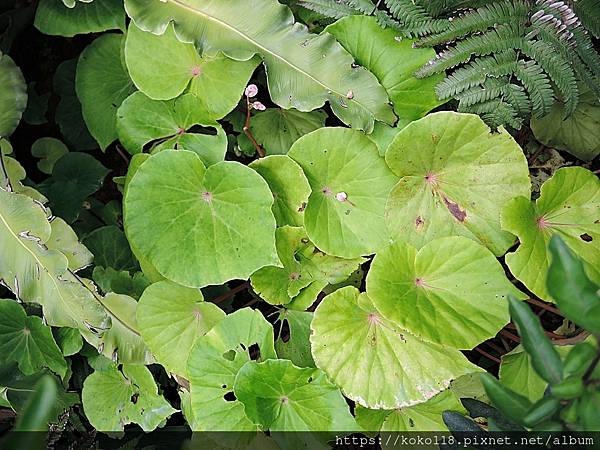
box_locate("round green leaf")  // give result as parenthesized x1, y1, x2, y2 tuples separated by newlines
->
(250, 226, 364, 306)
(35, 0, 125, 38)
(311, 287, 480, 409)
(234, 359, 356, 431)
(0, 299, 67, 378)
(288, 127, 398, 258)
(187, 308, 276, 431)
(31, 138, 68, 175)
(326, 15, 444, 121)
(0, 53, 27, 137)
(116, 91, 226, 161)
(124, 22, 258, 118)
(125, 150, 279, 288)
(502, 167, 600, 301)
(250, 155, 310, 227)
(366, 237, 523, 349)
(137, 280, 225, 377)
(82, 364, 176, 432)
(76, 34, 135, 150)
(385, 112, 531, 256)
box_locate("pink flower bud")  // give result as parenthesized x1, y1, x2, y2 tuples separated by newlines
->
(245, 84, 258, 98)
(251, 101, 266, 111)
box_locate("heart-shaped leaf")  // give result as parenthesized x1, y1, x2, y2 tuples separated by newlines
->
(288, 127, 398, 258)
(137, 280, 225, 377)
(124, 0, 395, 132)
(385, 112, 531, 256)
(311, 287, 480, 409)
(187, 308, 276, 431)
(125, 150, 279, 287)
(31, 138, 68, 175)
(366, 237, 523, 349)
(502, 167, 600, 301)
(125, 22, 258, 119)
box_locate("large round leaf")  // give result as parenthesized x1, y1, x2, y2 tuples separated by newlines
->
(234, 359, 356, 431)
(82, 364, 176, 432)
(311, 287, 479, 409)
(288, 128, 398, 258)
(76, 34, 135, 150)
(137, 280, 225, 377)
(116, 91, 226, 162)
(502, 167, 600, 301)
(366, 237, 523, 349)
(125, 22, 258, 118)
(326, 15, 444, 121)
(385, 112, 530, 256)
(0, 53, 27, 137)
(187, 308, 276, 431)
(250, 155, 310, 227)
(124, 150, 279, 287)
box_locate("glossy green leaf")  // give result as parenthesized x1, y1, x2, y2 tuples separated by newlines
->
(250, 155, 311, 227)
(0, 189, 110, 341)
(385, 112, 531, 256)
(92, 267, 150, 299)
(137, 280, 225, 377)
(275, 309, 315, 368)
(502, 167, 600, 301)
(289, 127, 398, 258)
(82, 225, 137, 272)
(367, 237, 522, 349)
(311, 287, 480, 409)
(531, 86, 600, 162)
(326, 15, 444, 121)
(250, 226, 363, 306)
(547, 235, 600, 333)
(38, 152, 109, 223)
(53, 59, 96, 151)
(76, 34, 135, 150)
(125, 22, 258, 118)
(31, 137, 68, 175)
(124, 0, 395, 132)
(187, 308, 276, 431)
(234, 359, 356, 431)
(54, 327, 83, 356)
(124, 150, 279, 288)
(0, 53, 27, 137)
(481, 373, 532, 427)
(35, 0, 125, 37)
(82, 364, 176, 432)
(0, 299, 67, 378)
(244, 108, 326, 156)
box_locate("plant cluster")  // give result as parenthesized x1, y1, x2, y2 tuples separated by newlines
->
(0, 0, 598, 446)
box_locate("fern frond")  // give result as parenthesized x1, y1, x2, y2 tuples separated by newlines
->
(296, 0, 360, 19)
(415, 1, 530, 47)
(572, 0, 600, 38)
(501, 82, 531, 119)
(435, 50, 518, 98)
(383, 0, 449, 37)
(513, 60, 554, 117)
(461, 98, 523, 129)
(455, 82, 503, 107)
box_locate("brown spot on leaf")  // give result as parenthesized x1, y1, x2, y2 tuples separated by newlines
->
(415, 216, 424, 229)
(297, 202, 307, 212)
(580, 233, 593, 242)
(443, 197, 467, 222)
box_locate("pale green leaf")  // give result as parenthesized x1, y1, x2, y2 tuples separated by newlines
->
(35, 0, 125, 37)
(47, 217, 93, 271)
(311, 287, 480, 409)
(125, 22, 258, 118)
(0, 299, 67, 378)
(502, 167, 600, 301)
(385, 112, 531, 256)
(187, 308, 276, 431)
(82, 364, 176, 432)
(76, 34, 135, 150)
(326, 15, 444, 120)
(1, 154, 47, 203)
(124, 0, 395, 132)
(250, 155, 310, 227)
(124, 150, 279, 288)
(116, 92, 227, 163)
(0, 53, 27, 137)
(137, 280, 225, 377)
(30, 138, 68, 175)
(275, 309, 315, 368)
(367, 237, 523, 349)
(288, 127, 398, 258)
(234, 359, 356, 431)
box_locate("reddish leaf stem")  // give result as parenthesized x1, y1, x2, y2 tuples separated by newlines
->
(244, 97, 265, 158)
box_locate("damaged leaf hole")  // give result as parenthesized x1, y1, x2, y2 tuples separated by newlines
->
(580, 233, 593, 242)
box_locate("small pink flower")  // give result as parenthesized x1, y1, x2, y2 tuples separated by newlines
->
(245, 84, 258, 98)
(251, 101, 266, 111)
(335, 192, 347, 202)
